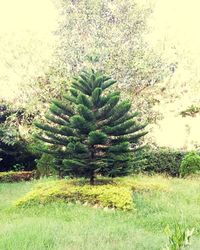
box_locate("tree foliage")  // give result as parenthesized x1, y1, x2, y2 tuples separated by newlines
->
(54, 0, 165, 91)
(35, 69, 147, 184)
(0, 0, 167, 131)
(0, 103, 36, 171)
(180, 151, 200, 177)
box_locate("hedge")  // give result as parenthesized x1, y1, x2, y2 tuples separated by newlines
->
(0, 171, 35, 182)
(135, 148, 186, 177)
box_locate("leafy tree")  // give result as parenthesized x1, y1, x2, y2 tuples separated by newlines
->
(54, 0, 166, 91)
(0, 103, 36, 171)
(35, 70, 147, 184)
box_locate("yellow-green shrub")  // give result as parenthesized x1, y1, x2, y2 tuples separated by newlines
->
(15, 180, 133, 211)
(114, 176, 169, 192)
(66, 176, 169, 192)
(15, 176, 169, 211)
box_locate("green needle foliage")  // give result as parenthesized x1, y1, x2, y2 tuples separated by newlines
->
(35, 69, 147, 184)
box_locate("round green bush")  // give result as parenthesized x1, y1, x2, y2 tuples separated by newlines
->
(180, 151, 200, 177)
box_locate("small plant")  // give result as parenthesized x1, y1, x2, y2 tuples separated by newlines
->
(180, 151, 200, 177)
(36, 154, 57, 177)
(12, 164, 24, 172)
(163, 223, 194, 250)
(180, 105, 200, 117)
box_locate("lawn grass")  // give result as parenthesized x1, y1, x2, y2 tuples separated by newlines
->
(0, 175, 200, 250)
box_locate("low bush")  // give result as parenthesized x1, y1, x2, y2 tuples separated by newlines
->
(36, 154, 57, 177)
(137, 148, 185, 176)
(180, 151, 200, 177)
(15, 176, 169, 210)
(0, 171, 35, 183)
(15, 180, 133, 210)
(115, 176, 169, 192)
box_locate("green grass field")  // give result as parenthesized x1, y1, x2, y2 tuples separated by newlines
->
(0, 176, 200, 250)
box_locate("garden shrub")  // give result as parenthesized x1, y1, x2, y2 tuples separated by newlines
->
(67, 176, 169, 192)
(137, 148, 185, 176)
(180, 151, 200, 177)
(115, 176, 169, 192)
(15, 180, 133, 211)
(36, 154, 57, 177)
(0, 171, 35, 182)
(15, 177, 169, 210)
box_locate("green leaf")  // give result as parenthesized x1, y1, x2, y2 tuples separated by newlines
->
(52, 100, 74, 116)
(77, 94, 93, 109)
(96, 95, 120, 120)
(88, 131, 108, 145)
(102, 79, 117, 90)
(45, 114, 69, 126)
(77, 105, 94, 121)
(92, 87, 102, 105)
(70, 115, 93, 134)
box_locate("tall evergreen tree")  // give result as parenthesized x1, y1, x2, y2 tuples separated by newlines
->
(35, 70, 147, 184)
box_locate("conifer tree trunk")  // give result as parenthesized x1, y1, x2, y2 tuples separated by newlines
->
(90, 175, 95, 185)
(90, 145, 95, 185)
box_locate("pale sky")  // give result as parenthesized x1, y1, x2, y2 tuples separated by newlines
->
(0, 0, 57, 32)
(149, 0, 200, 56)
(0, 0, 58, 100)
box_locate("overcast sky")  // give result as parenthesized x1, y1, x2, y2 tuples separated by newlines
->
(0, 0, 57, 32)
(150, 0, 200, 51)
(0, 0, 58, 99)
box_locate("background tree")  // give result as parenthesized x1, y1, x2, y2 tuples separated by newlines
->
(35, 69, 147, 184)
(54, 0, 165, 92)
(0, 0, 167, 149)
(0, 102, 37, 171)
